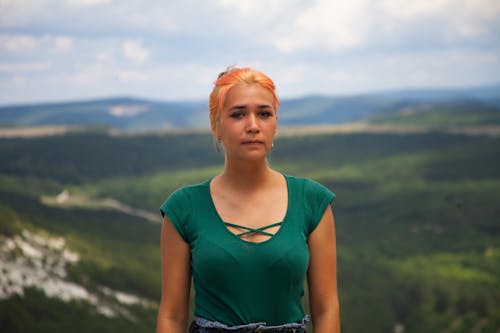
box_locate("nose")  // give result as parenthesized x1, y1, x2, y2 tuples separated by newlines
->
(246, 113, 260, 133)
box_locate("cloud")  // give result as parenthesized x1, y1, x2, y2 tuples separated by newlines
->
(380, 0, 500, 42)
(70, 64, 106, 85)
(0, 62, 50, 73)
(0, 0, 180, 36)
(0, 33, 74, 53)
(381, 0, 449, 19)
(269, 0, 500, 53)
(0, 34, 39, 51)
(0, 0, 498, 105)
(382, 0, 500, 20)
(54, 36, 73, 52)
(0, 0, 56, 28)
(116, 69, 148, 83)
(272, 0, 371, 53)
(65, 0, 112, 7)
(215, 0, 289, 22)
(122, 40, 150, 64)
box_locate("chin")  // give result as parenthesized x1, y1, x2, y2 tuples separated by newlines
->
(235, 151, 268, 162)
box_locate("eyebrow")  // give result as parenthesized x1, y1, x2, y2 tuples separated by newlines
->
(228, 105, 246, 111)
(227, 104, 273, 112)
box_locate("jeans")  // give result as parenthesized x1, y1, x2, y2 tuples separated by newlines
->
(188, 315, 309, 333)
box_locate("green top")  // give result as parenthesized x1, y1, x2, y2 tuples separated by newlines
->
(160, 174, 335, 325)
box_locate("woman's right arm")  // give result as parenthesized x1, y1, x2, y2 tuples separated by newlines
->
(156, 216, 191, 333)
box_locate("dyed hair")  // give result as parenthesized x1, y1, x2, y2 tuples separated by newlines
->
(209, 66, 279, 137)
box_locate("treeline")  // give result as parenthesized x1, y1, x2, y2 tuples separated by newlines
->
(1, 130, 497, 183)
(1, 129, 499, 332)
(0, 132, 220, 183)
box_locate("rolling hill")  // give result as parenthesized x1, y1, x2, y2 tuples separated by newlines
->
(0, 84, 499, 131)
(1, 126, 499, 332)
(1, 85, 499, 332)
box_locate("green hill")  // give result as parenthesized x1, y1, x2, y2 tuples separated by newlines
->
(1, 83, 499, 131)
(368, 100, 500, 127)
(0, 126, 499, 332)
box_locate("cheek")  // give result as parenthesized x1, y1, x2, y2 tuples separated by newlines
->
(267, 121, 277, 135)
(218, 119, 239, 141)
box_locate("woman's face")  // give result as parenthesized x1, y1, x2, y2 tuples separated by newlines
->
(217, 83, 277, 162)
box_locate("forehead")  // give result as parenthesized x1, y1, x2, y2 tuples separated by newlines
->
(223, 83, 275, 109)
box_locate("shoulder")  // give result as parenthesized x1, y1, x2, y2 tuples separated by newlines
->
(169, 178, 211, 199)
(285, 174, 335, 200)
(159, 179, 211, 243)
(284, 174, 335, 234)
(160, 179, 211, 215)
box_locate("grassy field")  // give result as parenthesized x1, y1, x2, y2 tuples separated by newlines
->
(0, 125, 499, 332)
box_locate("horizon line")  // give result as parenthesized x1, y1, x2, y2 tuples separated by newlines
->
(1, 81, 499, 108)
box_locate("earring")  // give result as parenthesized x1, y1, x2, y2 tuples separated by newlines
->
(215, 138, 224, 153)
(214, 139, 221, 153)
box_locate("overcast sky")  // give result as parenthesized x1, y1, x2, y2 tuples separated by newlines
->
(1, 0, 499, 105)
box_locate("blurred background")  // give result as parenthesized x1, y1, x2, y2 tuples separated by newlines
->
(0, 1, 499, 332)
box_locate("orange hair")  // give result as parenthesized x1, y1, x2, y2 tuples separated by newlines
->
(209, 66, 279, 137)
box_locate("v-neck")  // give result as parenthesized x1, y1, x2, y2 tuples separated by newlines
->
(207, 173, 290, 245)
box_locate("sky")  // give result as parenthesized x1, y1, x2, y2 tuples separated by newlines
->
(1, 0, 499, 106)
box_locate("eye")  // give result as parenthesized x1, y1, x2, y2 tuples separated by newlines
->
(259, 111, 273, 118)
(230, 111, 244, 119)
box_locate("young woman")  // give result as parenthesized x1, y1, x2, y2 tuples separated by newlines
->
(157, 67, 340, 333)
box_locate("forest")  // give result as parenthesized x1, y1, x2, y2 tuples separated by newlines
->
(0, 123, 499, 332)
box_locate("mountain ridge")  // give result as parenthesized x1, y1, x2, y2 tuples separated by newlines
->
(1, 83, 499, 131)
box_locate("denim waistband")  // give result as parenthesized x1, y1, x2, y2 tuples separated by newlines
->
(189, 315, 309, 333)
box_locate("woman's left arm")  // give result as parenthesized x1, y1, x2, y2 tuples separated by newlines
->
(308, 206, 340, 333)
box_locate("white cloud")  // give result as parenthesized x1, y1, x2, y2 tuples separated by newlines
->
(0, 33, 74, 53)
(277, 0, 372, 53)
(0, 0, 498, 105)
(215, 0, 289, 20)
(10, 75, 27, 87)
(116, 69, 148, 83)
(446, 0, 500, 40)
(0, 0, 53, 27)
(0, 62, 50, 72)
(71, 64, 106, 85)
(54, 36, 73, 52)
(381, 0, 500, 21)
(122, 39, 150, 64)
(0, 34, 39, 50)
(269, 0, 500, 53)
(0, 1, 180, 36)
(380, 0, 500, 42)
(97, 50, 115, 63)
(65, 0, 112, 7)
(381, 0, 449, 19)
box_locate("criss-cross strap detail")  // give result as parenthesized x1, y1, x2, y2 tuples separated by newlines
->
(223, 221, 283, 238)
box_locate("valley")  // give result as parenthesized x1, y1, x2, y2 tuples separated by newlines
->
(1, 97, 499, 332)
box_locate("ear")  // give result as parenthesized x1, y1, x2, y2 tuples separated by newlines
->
(211, 122, 221, 141)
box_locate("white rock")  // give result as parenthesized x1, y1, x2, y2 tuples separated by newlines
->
(16, 238, 43, 259)
(63, 249, 79, 263)
(0, 229, 153, 319)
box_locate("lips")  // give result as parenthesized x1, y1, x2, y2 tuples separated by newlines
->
(242, 140, 264, 145)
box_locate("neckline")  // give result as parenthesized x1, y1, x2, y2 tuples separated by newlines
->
(207, 173, 290, 245)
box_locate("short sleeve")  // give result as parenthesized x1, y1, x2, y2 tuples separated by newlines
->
(159, 188, 190, 243)
(304, 179, 335, 234)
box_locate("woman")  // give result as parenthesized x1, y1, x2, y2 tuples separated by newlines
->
(157, 67, 340, 333)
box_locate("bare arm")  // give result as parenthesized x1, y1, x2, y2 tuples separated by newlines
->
(307, 206, 340, 333)
(156, 216, 191, 333)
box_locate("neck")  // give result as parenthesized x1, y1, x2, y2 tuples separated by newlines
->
(220, 157, 274, 191)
